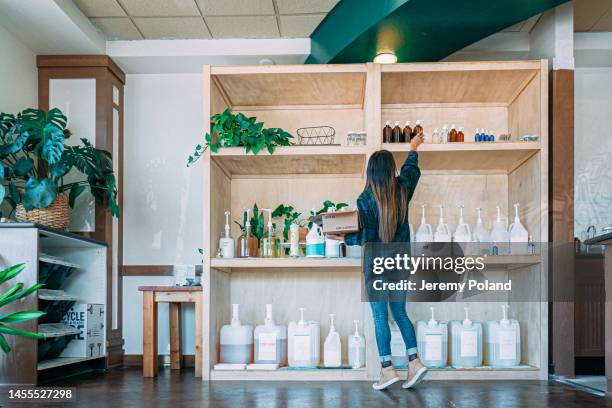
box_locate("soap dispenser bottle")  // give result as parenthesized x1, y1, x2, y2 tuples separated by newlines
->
(434, 205, 451, 242)
(450, 307, 483, 367)
(288, 308, 320, 367)
(392, 121, 402, 143)
(417, 307, 448, 367)
(402, 121, 412, 143)
(484, 305, 521, 367)
(219, 304, 253, 364)
(453, 205, 472, 244)
(383, 121, 392, 143)
(415, 203, 433, 242)
(472, 207, 491, 255)
(490, 205, 510, 255)
(237, 208, 258, 258)
(348, 320, 366, 369)
(412, 120, 423, 140)
(323, 314, 342, 367)
(219, 211, 235, 258)
(508, 203, 529, 254)
(260, 209, 278, 258)
(254, 304, 288, 365)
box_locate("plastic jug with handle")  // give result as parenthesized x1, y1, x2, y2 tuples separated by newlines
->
(415, 204, 433, 242)
(484, 305, 521, 367)
(416, 307, 448, 367)
(348, 320, 366, 369)
(323, 314, 342, 367)
(490, 205, 510, 255)
(508, 203, 529, 254)
(434, 205, 451, 242)
(219, 304, 253, 364)
(254, 304, 288, 366)
(288, 308, 320, 367)
(453, 205, 472, 245)
(449, 307, 483, 367)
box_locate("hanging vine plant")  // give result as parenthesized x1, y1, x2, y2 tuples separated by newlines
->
(187, 108, 293, 166)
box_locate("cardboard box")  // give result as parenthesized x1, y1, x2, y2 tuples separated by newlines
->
(320, 210, 359, 234)
(60, 304, 105, 358)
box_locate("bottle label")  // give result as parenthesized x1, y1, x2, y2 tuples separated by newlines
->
(424, 334, 442, 362)
(306, 243, 325, 257)
(258, 332, 277, 361)
(293, 335, 311, 361)
(390, 333, 406, 357)
(499, 329, 517, 360)
(460, 330, 478, 357)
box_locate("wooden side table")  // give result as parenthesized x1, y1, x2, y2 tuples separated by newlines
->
(138, 286, 203, 377)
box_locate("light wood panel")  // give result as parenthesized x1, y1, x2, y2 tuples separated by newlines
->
(508, 154, 542, 241)
(382, 69, 539, 105)
(508, 76, 541, 140)
(212, 147, 367, 177)
(214, 71, 366, 107)
(387, 143, 540, 173)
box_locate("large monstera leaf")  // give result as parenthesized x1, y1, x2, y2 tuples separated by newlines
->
(23, 177, 57, 210)
(40, 123, 65, 165)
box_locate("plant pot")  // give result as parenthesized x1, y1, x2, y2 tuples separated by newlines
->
(15, 193, 70, 230)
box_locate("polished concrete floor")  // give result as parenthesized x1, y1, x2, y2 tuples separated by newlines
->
(4, 367, 611, 407)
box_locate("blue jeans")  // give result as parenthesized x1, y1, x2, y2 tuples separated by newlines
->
(370, 301, 418, 363)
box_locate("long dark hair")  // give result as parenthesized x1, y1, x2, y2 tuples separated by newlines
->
(365, 150, 407, 243)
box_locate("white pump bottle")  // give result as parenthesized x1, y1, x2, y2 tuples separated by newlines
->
(415, 203, 433, 242)
(219, 210, 235, 258)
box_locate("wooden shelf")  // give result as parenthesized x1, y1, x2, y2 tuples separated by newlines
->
(211, 65, 367, 108)
(211, 257, 361, 273)
(210, 367, 366, 381)
(381, 61, 541, 105)
(383, 142, 540, 173)
(211, 146, 368, 177)
(38, 356, 103, 371)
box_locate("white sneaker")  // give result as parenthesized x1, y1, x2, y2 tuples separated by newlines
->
(372, 365, 400, 390)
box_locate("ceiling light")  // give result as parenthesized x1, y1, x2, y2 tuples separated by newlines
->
(373, 52, 397, 64)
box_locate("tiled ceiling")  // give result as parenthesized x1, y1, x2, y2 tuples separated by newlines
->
(73, 0, 340, 40)
(574, 0, 612, 31)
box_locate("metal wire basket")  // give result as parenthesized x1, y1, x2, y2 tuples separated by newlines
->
(296, 126, 337, 145)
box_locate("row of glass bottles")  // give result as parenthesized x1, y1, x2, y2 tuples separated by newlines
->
(217, 304, 366, 369)
(390, 305, 521, 368)
(413, 203, 534, 254)
(383, 120, 423, 143)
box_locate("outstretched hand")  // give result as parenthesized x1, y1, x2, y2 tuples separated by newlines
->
(410, 133, 424, 151)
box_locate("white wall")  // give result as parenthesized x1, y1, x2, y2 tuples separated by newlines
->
(122, 73, 203, 355)
(0, 23, 37, 113)
(574, 68, 612, 237)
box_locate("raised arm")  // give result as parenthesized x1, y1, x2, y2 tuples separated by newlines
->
(399, 134, 423, 200)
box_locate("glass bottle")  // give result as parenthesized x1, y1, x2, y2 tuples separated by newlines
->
(383, 121, 392, 143)
(448, 124, 457, 143)
(237, 208, 258, 258)
(412, 120, 423, 140)
(402, 121, 412, 143)
(392, 121, 402, 143)
(457, 127, 464, 143)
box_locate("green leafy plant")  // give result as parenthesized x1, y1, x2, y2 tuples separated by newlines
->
(272, 204, 307, 241)
(187, 108, 293, 166)
(0, 263, 45, 353)
(0, 108, 119, 217)
(307, 200, 349, 228)
(234, 203, 265, 243)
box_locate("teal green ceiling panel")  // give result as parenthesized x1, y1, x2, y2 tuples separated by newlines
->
(307, 0, 570, 64)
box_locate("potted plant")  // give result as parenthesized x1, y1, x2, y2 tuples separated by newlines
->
(307, 200, 349, 228)
(187, 108, 293, 166)
(272, 204, 308, 242)
(0, 263, 45, 353)
(234, 203, 265, 245)
(0, 108, 120, 229)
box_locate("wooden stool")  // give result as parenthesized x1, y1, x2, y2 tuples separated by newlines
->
(138, 286, 203, 377)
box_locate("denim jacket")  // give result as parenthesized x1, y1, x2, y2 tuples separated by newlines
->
(345, 151, 420, 246)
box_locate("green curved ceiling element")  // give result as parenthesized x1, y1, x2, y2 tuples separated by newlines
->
(307, 0, 570, 64)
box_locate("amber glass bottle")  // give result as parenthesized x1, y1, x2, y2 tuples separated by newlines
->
(392, 121, 402, 143)
(402, 121, 412, 143)
(383, 121, 392, 143)
(412, 120, 423, 140)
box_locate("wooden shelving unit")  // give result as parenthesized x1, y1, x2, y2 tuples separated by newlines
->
(202, 61, 548, 381)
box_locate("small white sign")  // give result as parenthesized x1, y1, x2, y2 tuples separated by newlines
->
(460, 330, 478, 358)
(258, 332, 277, 361)
(293, 335, 311, 361)
(499, 329, 517, 360)
(424, 334, 442, 362)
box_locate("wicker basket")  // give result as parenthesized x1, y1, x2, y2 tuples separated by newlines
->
(15, 193, 70, 230)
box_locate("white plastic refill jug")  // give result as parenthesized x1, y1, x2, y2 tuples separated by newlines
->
(508, 203, 529, 254)
(254, 304, 288, 366)
(415, 204, 433, 242)
(453, 205, 472, 244)
(219, 304, 253, 364)
(288, 308, 320, 367)
(471, 207, 490, 255)
(449, 307, 483, 367)
(434, 205, 451, 242)
(417, 307, 448, 367)
(323, 314, 342, 367)
(390, 320, 408, 367)
(490, 205, 510, 255)
(348, 320, 366, 369)
(484, 305, 521, 367)
(306, 223, 325, 258)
